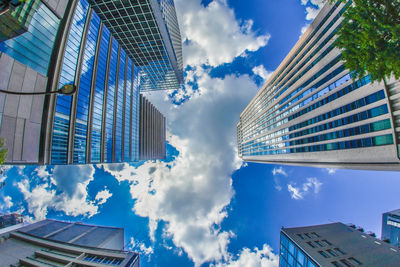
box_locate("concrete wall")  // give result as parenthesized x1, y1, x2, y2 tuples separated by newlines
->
(0, 53, 47, 164)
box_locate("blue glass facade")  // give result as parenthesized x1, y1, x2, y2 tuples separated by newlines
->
(51, 0, 89, 164)
(237, 1, 397, 167)
(0, 0, 60, 75)
(90, 25, 110, 163)
(114, 49, 125, 162)
(124, 59, 133, 162)
(73, 12, 101, 164)
(280, 233, 317, 267)
(103, 37, 118, 163)
(131, 66, 140, 161)
(48, 0, 148, 164)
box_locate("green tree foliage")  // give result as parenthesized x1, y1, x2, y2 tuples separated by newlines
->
(332, 0, 400, 84)
(0, 138, 7, 164)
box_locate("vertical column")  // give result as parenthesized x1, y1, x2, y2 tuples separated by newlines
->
(86, 23, 103, 163)
(112, 46, 121, 163)
(100, 31, 112, 163)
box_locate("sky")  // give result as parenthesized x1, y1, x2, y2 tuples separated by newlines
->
(1, 0, 400, 266)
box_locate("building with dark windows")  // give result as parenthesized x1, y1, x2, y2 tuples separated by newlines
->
(139, 94, 166, 160)
(382, 209, 400, 247)
(237, 1, 400, 170)
(280, 222, 400, 267)
(0, 0, 181, 165)
(0, 213, 23, 228)
(0, 219, 139, 266)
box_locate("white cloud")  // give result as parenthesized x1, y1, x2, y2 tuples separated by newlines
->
(129, 237, 154, 257)
(272, 167, 287, 177)
(305, 7, 320, 20)
(252, 65, 273, 82)
(103, 67, 260, 266)
(325, 168, 337, 175)
(213, 244, 279, 267)
(176, 0, 270, 67)
(95, 188, 112, 205)
(300, 0, 325, 21)
(287, 177, 322, 200)
(18, 165, 99, 220)
(0, 195, 13, 210)
(300, 24, 310, 36)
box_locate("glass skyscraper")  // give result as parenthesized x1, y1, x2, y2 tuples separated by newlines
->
(280, 222, 400, 267)
(382, 209, 400, 247)
(237, 1, 400, 170)
(0, 0, 181, 164)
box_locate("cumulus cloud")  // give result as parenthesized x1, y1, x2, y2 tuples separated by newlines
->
(252, 65, 273, 82)
(102, 67, 261, 265)
(213, 244, 279, 267)
(176, 0, 270, 67)
(129, 237, 154, 257)
(300, 0, 326, 21)
(325, 168, 337, 175)
(18, 165, 99, 219)
(95, 188, 112, 205)
(272, 167, 288, 177)
(287, 177, 322, 200)
(0, 195, 13, 210)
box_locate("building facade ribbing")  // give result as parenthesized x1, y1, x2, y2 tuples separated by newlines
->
(382, 209, 400, 247)
(280, 222, 400, 267)
(0, 219, 139, 266)
(237, 1, 400, 170)
(139, 94, 166, 160)
(0, 0, 181, 164)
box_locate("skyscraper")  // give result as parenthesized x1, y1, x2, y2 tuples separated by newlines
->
(237, 1, 400, 170)
(0, 0, 182, 165)
(0, 219, 139, 266)
(382, 209, 400, 247)
(280, 222, 400, 267)
(139, 94, 166, 160)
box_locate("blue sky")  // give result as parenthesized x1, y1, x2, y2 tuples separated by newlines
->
(1, 0, 400, 266)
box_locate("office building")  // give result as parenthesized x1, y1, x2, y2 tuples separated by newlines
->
(382, 209, 400, 247)
(0, 0, 182, 165)
(280, 222, 400, 267)
(237, 1, 400, 170)
(0, 213, 23, 228)
(139, 94, 166, 160)
(0, 219, 139, 266)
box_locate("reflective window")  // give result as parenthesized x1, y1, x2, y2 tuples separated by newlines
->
(104, 37, 118, 163)
(0, 0, 60, 75)
(114, 49, 125, 162)
(51, 0, 89, 164)
(124, 58, 133, 161)
(90, 25, 110, 163)
(73, 12, 100, 163)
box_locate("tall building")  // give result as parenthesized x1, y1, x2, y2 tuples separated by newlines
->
(0, 0, 182, 165)
(0, 213, 23, 228)
(382, 209, 400, 247)
(0, 219, 139, 266)
(280, 222, 400, 267)
(237, 1, 400, 170)
(139, 94, 166, 160)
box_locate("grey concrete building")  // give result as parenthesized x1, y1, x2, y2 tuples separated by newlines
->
(280, 222, 400, 267)
(0, 219, 139, 266)
(139, 94, 166, 160)
(0, 0, 181, 165)
(382, 209, 400, 247)
(237, 1, 400, 170)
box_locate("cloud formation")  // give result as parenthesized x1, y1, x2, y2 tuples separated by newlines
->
(17, 165, 100, 219)
(252, 65, 273, 82)
(95, 188, 112, 205)
(103, 68, 261, 265)
(287, 177, 322, 200)
(213, 244, 279, 267)
(300, 0, 325, 21)
(176, 0, 270, 67)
